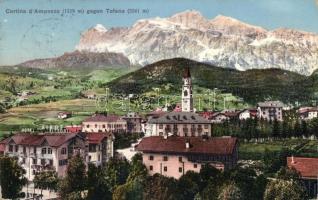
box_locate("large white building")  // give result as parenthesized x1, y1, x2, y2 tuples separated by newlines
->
(145, 68, 212, 137)
(136, 136, 238, 179)
(0, 132, 114, 180)
(82, 114, 127, 133)
(257, 101, 284, 121)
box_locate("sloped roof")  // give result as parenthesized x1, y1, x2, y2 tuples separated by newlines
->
(257, 101, 284, 108)
(86, 132, 112, 144)
(65, 125, 82, 133)
(2, 133, 83, 147)
(83, 114, 124, 122)
(136, 136, 238, 155)
(148, 111, 211, 124)
(287, 157, 318, 179)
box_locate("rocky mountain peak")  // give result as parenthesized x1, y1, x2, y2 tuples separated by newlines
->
(93, 24, 107, 32)
(168, 10, 210, 29)
(72, 10, 318, 75)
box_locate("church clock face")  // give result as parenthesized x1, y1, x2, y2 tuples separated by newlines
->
(184, 90, 188, 96)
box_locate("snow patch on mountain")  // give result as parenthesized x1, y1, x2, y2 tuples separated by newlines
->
(75, 10, 318, 75)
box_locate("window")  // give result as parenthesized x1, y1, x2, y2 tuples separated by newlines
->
(89, 144, 97, 152)
(32, 170, 36, 175)
(102, 124, 106, 128)
(86, 124, 90, 128)
(33, 147, 37, 154)
(184, 90, 188, 96)
(194, 164, 197, 168)
(179, 157, 182, 162)
(149, 165, 153, 171)
(15, 145, 18, 152)
(179, 167, 182, 173)
(149, 155, 154, 161)
(41, 148, 46, 154)
(49, 159, 53, 166)
(41, 159, 45, 166)
(95, 124, 98, 128)
(32, 158, 37, 165)
(9, 145, 13, 152)
(204, 124, 209, 129)
(61, 147, 66, 155)
(23, 146, 26, 153)
(163, 156, 168, 161)
(22, 158, 26, 164)
(98, 155, 101, 161)
(159, 124, 163, 129)
(58, 159, 68, 166)
(164, 166, 167, 172)
(48, 148, 52, 154)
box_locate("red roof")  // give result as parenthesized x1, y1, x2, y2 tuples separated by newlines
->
(136, 136, 238, 155)
(83, 114, 123, 122)
(65, 125, 82, 133)
(86, 132, 112, 144)
(287, 157, 318, 179)
(2, 133, 83, 147)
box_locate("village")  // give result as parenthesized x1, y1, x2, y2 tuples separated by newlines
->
(0, 68, 317, 199)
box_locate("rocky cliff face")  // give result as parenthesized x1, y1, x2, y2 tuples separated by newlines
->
(76, 10, 318, 75)
(19, 51, 131, 69)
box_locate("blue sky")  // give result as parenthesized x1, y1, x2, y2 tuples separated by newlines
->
(0, 0, 318, 65)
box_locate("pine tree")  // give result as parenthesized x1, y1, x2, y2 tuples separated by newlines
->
(58, 154, 87, 199)
(0, 156, 27, 199)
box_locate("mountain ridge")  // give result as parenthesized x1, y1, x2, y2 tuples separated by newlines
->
(106, 58, 314, 104)
(18, 51, 131, 69)
(76, 10, 318, 75)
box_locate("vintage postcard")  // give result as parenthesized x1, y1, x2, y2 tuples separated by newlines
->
(0, 0, 317, 199)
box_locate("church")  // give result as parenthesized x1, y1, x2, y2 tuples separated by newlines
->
(145, 67, 212, 137)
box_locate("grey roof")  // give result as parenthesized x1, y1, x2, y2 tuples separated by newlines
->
(257, 101, 284, 108)
(148, 111, 211, 124)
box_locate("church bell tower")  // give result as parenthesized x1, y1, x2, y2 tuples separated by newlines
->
(181, 67, 193, 112)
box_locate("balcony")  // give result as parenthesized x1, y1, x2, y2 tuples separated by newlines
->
(37, 154, 53, 159)
(20, 152, 27, 157)
(6, 152, 18, 157)
(31, 164, 56, 172)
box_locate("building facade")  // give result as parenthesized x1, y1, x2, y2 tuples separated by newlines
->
(298, 107, 318, 121)
(122, 112, 143, 133)
(82, 114, 127, 133)
(136, 136, 238, 179)
(86, 132, 114, 166)
(257, 101, 283, 121)
(0, 133, 86, 180)
(146, 112, 212, 137)
(0, 132, 114, 181)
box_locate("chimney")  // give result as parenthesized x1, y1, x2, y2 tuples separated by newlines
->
(185, 139, 190, 149)
(291, 155, 295, 164)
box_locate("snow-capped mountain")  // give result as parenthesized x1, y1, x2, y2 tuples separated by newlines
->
(76, 10, 318, 75)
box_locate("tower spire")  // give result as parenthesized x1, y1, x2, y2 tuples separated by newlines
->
(182, 67, 193, 112)
(183, 67, 191, 78)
